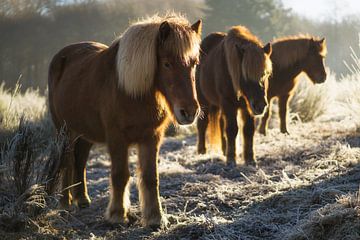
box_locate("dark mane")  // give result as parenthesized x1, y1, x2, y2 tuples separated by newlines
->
(224, 25, 272, 91)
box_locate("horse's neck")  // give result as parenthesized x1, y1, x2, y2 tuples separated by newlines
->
(273, 48, 307, 79)
(278, 61, 303, 79)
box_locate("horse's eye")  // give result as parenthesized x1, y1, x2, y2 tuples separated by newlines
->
(164, 62, 171, 68)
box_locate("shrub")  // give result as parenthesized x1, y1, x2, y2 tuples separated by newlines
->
(289, 72, 335, 123)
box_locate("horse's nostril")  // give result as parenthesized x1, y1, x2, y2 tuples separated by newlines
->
(180, 109, 188, 118)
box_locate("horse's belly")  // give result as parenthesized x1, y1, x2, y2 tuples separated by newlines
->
(199, 77, 221, 106)
(268, 74, 298, 98)
(52, 90, 106, 143)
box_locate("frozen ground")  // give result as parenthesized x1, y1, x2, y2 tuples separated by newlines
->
(1, 116, 360, 240)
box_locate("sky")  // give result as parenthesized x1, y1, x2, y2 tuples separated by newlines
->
(281, 0, 360, 21)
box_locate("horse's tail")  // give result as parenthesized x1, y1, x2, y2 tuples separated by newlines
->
(48, 53, 67, 130)
(48, 54, 66, 88)
(207, 107, 222, 151)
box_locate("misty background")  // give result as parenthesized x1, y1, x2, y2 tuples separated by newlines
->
(1, 0, 359, 91)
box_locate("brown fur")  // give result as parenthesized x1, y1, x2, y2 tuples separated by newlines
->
(258, 36, 327, 135)
(196, 26, 272, 166)
(48, 14, 202, 229)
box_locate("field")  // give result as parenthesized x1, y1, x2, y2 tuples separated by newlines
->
(0, 73, 360, 240)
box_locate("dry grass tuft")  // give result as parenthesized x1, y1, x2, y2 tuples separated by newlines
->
(289, 72, 335, 123)
(286, 191, 360, 240)
(0, 83, 50, 145)
(334, 76, 360, 129)
(0, 119, 68, 233)
(0, 87, 69, 235)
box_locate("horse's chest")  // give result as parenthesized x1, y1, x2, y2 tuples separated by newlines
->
(121, 109, 167, 143)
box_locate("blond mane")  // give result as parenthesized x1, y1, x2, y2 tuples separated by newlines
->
(223, 26, 272, 95)
(116, 13, 201, 97)
(271, 35, 327, 69)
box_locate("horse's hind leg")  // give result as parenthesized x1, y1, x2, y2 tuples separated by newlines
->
(239, 107, 256, 166)
(278, 94, 291, 134)
(60, 143, 74, 208)
(219, 113, 226, 155)
(60, 164, 73, 208)
(197, 107, 209, 154)
(72, 138, 93, 208)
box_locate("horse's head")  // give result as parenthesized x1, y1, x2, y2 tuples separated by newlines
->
(237, 43, 272, 115)
(304, 38, 327, 84)
(155, 20, 202, 125)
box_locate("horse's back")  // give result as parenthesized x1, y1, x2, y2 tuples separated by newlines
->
(197, 32, 230, 106)
(200, 32, 226, 58)
(48, 41, 112, 141)
(48, 42, 108, 85)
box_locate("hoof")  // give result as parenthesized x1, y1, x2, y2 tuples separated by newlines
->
(145, 215, 169, 231)
(226, 157, 236, 167)
(259, 130, 267, 136)
(245, 160, 258, 168)
(281, 130, 290, 135)
(59, 195, 73, 210)
(105, 208, 129, 225)
(74, 197, 91, 209)
(197, 147, 206, 154)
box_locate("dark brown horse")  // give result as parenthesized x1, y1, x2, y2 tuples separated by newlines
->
(258, 36, 327, 135)
(48, 14, 202, 229)
(196, 26, 272, 166)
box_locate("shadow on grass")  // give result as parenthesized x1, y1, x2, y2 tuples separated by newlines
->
(54, 132, 360, 239)
(153, 163, 360, 240)
(2, 127, 359, 239)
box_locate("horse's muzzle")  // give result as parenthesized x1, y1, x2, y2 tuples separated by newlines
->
(317, 75, 327, 84)
(174, 105, 199, 125)
(249, 101, 267, 116)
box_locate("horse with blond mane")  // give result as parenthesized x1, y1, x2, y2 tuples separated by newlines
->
(48, 14, 202, 229)
(258, 36, 327, 135)
(196, 26, 272, 166)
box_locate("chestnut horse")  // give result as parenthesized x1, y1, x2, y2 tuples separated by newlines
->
(258, 36, 327, 135)
(196, 26, 272, 166)
(48, 14, 202, 229)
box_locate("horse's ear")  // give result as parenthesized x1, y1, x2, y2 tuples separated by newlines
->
(235, 43, 245, 55)
(159, 21, 171, 44)
(263, 43, 272, 55)
(319, 37, 326, 46)
(191, 19, 202, 36)
(317, 37, 327, 55)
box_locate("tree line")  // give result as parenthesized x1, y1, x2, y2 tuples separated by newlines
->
(1, 0, 359, 91)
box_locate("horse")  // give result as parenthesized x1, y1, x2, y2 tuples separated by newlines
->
(48, 14, 202, 229)
(196, 26, 272, 166)
(258, 36, 327, 135)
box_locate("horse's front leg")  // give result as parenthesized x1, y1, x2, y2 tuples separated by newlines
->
(197, 107, 209, 154)
(105, 136, 130, 224)
(138, 133, 166, 229)
(239, 106, 256, 166)
(219, 113, 227, 155)
(222, 104, 238, 166)
(279, 94, 291, 134)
